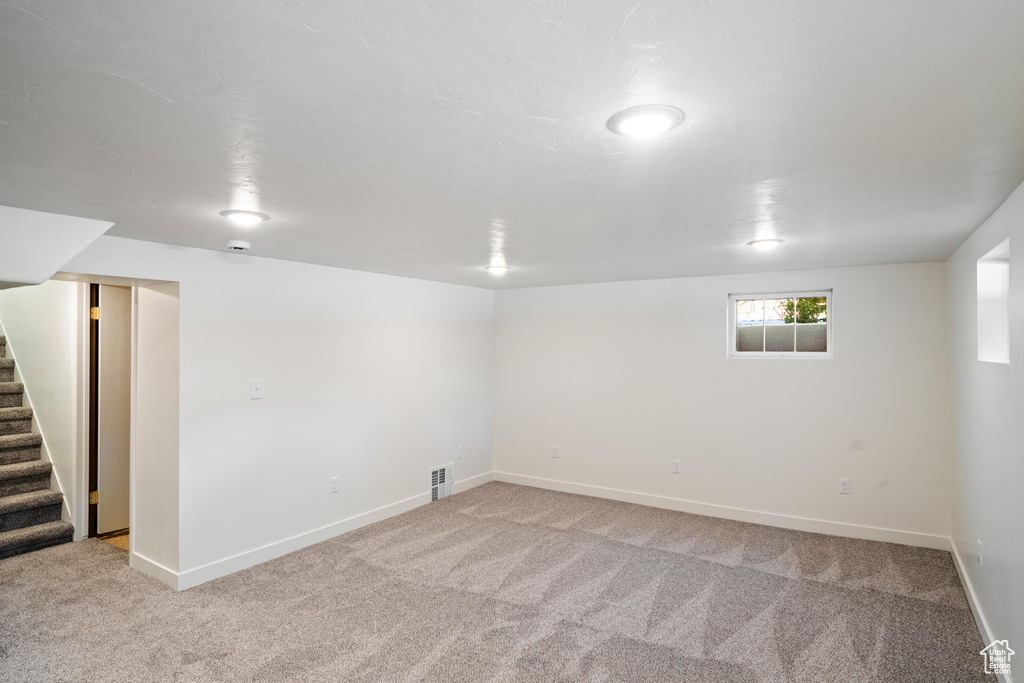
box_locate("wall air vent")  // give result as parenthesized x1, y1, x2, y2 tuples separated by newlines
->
(430, 463, 453, 501)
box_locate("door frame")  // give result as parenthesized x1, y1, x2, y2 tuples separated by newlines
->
(86, 283, 134, 539)
(87, 283, 99, 537)
(76, 282, 139, 547)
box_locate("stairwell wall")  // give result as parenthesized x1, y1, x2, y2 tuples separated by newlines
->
(63, 236, 495, 588)
(0, 279, 82, 532)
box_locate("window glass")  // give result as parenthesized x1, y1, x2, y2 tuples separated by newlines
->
(735, 299, 764, 352)
(764, 298, 794, 352)
(795, 297, 828, 352)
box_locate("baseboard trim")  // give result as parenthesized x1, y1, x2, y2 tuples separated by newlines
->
(453, 470, 493, 493)
(493, 472, 950, 551)
(130, 551, 179, 590)
(173, 471, 494, 591)
(949, 539, 1012, 682)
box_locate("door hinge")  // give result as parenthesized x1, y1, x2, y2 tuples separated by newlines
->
(89, 491, 99, 505)
(90, 307, 101, 320)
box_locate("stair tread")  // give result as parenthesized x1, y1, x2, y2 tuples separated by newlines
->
(0, 433, 42, 449)
(0, 489, 63, 514)
(0, 358, 13, 367)
(0, 382, 24, 394)
(0, 407, 32, 420)
(0, 460, 51, 481)
(0, 520, 74, 550)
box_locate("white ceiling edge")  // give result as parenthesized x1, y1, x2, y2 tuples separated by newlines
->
(50, 271, 174, 289)
(81, 232, 954, 296)
(0, 205, 113, 289)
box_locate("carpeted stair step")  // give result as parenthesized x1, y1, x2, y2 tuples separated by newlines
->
(0, 520, 73, 560)
(0, 382, 24, 409)
(0, 489, 63, 533)
(0, 432, 42, 466)
(0, 407, 33, 436)
(0, 335, 6, 359)
(0, 358, 14, 382)
(0, 460, 52, 497)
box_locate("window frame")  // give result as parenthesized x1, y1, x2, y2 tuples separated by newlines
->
(727, 289, 833, 359)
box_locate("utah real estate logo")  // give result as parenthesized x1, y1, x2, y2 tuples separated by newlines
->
(980, 640, 1014, 676)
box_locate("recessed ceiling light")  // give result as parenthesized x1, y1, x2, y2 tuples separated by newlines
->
(607, 105, 685, 138)
(748, 239, 784, 251)
(484, 265, 510, 275)
(219, 210, 269, 227)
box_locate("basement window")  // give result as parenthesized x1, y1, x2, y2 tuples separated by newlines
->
(977, 239, 1010, 364)
(728, 290, 832, 358)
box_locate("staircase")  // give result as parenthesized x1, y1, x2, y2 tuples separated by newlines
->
(0, 335, 74, 559)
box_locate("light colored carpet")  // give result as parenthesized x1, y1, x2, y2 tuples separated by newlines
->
(0, 482, 991, 682)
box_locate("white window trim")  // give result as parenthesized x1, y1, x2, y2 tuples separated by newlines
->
(727, 289, 833, 359)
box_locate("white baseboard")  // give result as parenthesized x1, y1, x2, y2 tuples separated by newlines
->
(493, 471, 950, 551)
(949, 539, 1012, 683)
(171, 471, 494, 591)
(454, 470, 493, 493)
(130, 551, 179, 590)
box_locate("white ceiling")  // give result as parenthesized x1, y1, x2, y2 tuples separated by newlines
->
(1, 0, 1023, 289)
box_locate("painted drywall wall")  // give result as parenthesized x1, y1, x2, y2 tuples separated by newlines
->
(0, 279, 81, 527)
(0, 204, 112, 288)
(949, 181, 1023, 656)
(493, 262, 952, 545)
(133, 283, 181, 578)
(64, 236, 494, 587)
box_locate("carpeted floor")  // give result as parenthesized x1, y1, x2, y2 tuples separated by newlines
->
(0, 482, 991, 682)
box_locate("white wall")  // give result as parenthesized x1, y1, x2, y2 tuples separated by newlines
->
(0, 280, 82, 529)
(494, 262, 952, 546)
(949, 182, 1023, 656)
(64, 237, 494, 588)
(0, 204, 111, 288)
(132, 283, 181, 579)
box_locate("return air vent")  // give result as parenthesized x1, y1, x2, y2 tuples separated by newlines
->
(430, 463, 453, 501)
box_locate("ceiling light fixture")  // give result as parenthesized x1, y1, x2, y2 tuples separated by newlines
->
(484, 265, 510, 275)
(607, 105, 685, 138)
(219, 210, 269, 227)
(748, 238, 784, 251)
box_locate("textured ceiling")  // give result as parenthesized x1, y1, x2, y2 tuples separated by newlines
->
(1, 0, 1023, 288)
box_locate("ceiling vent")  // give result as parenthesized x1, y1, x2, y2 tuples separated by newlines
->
(227, 240, 251, 252)
(431, 463, 453, 501)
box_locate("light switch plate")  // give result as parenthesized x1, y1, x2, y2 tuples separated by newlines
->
(249, 379, 263, 400)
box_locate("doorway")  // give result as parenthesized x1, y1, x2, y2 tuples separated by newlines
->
(88, 283, 132, 549)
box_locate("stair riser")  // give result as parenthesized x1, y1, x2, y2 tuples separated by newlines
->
(0, 342, 5, 359)
(0, 393, 23, 408)
(0, 368, 12, 382)
(0, 502, 62, 533)
(0, 419, 32, 436)
(0, 532, 73, 560)
(0, 446, 41, 466)
(0, 473, 50, 497)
